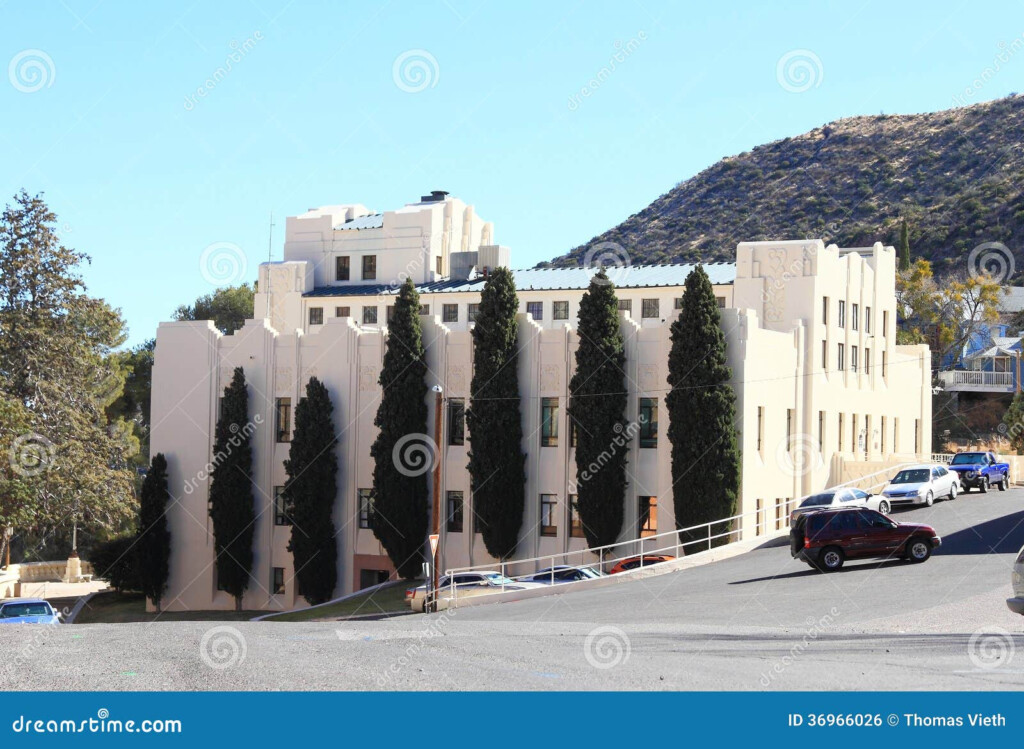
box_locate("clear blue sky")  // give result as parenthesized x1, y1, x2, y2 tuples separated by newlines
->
(3, 0, 1022, 346)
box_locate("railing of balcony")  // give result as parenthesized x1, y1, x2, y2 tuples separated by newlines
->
(938, 370, 1013, 387)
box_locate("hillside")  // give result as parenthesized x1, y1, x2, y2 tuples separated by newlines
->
(548, 96, 1024, 276)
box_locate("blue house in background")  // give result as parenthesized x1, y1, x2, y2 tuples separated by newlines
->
(938, 321, 1023, 394)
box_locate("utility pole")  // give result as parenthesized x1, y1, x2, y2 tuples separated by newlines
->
(430, 384, 443, 612)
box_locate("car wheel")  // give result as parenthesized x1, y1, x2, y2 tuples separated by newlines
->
(879, 500, 891, 514)
(949, 483, 958, 501)
(819, 546, 844, 571)
(906, 537, 932, 563)
(999, 474, 1008, 491)
(924, 491, 934, 507)
(980, 477, 989, 494)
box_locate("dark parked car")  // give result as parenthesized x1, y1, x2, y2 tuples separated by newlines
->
(790, 507, 941, 571)
(516, 565, 605, 585)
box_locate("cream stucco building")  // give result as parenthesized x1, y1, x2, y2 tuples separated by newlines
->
(150, 192, 932, 612)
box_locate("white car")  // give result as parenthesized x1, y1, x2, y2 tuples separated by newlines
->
(790, 487, 886, 522)
(1008, 544, 1024, 615)
(406, 571, 543, 612)
(879, 464, 959, 510)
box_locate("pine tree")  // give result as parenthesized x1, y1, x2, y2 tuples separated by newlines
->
(137, 453, 171, 611)
(371, 279, 429, 579)
(667, 266, 740, 547)
(899, 218, 911, 271)
(568, 271, 628, 549)
(1003, 391, 1024, 455)
(285, 377, 338, 604)
(208, 367, 256, 610)
(467, 268, 526, 558)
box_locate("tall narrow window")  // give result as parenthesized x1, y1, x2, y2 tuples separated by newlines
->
(821, 340, 828, 371)
(852, 303, 859, 331)
(362, 255, 376, 280)
(358, 489, 373, 529)
(881, 415, 887, 454)
(540, 495, 558, 537)
(335, 256, 350, 281)
(838, 300, 846, 327)
(639, 397, 658, 448)
(914, 419, 920, 454)
(641, 299, 660, 319)
(446, 491, 464, 533)
(275, 398, 291, 443)
(569, 416, 579, 448)
(639, 496, 657, 536)
(448, 398, 465, 446)
(526, 301, 543, 320)
(553, 301, 569, 320)
(756, 407, 764, 452)
(822, 297, 829, 325)
(882, 351, 888, 378)
(443, 304, 458, 323)
(864, 348, 871, 375)
(851, 345, 858, 373)
(894, 417, 900, 452)
(273, 486, 291, 526)
(837, 343, 845, 371)
(569, 495, 584, 538)
(786, 409, 794, 449)
(541, 398, 558, 447)
(309, 307, 323, 325)
(817, 411, 825, 452)
(436, 256, 443, 276)
(674, 297, 684, 310)
(883, 310, 889, 338)
(838, 413, 845, 451)
(852, 414, 858, 453)
(386, 305, 396, 323)
(271, 567, 285, 595)
(865, 307, 871, 334)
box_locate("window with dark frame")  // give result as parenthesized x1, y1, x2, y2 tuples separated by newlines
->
(838, 300, 846, 327)
(553, 301, 569, 320)
(446, 491, 464, 533)
(335, 256, 350, 281)
(272, 567, 285, 595)
(851, 345, 858, 373)
(716, 296, 726, 308)
(309, 307, 323, 325)
(467, 303, 480, 322)
(821, 339, 828, 370)
(386, 305, 395, 323)
(675, 297, 684, 310)
(569, 416, 578, 448)
(569, 495, 584, 538)
(442, 304, 458, 323)
(822, 297, 829, 325)
(864, 347, 871, 374)
(852, 303, 859, 331)
(639, 397, 658, 448)
(362, 306, 378, 324)
(526, 301, 543, 320)
(336, 306, 350, 318)
(641, 299, 660, 319)
(362, 255, 376, 280)
(540, 494, 557, 537)
(617, 299, 632, 314)
(436, 256, 443, 276)
(837, 342, 845, 371)
(865, 306, 871, 334)
(639, 496, 657, 536)
(273, 486, 291, 526)
(448, 398, 465, 446)
(275, 398, 291, 443)
(420, 304, 430, 316)
(358, 488, 374, 529)
(541, 397, 558, 447)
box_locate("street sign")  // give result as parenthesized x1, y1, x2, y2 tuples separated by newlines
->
(428, 534, 439, 557)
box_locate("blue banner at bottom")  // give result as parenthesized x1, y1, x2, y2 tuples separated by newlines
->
(1, 692, 1019, 746)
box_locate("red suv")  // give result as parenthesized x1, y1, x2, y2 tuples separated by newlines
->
(790, 507, 941, 571)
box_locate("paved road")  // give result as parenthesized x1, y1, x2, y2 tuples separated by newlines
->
(3, 490, 1024, 690)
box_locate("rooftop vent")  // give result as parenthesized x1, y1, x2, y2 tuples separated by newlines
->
(420, 190, 449, 203)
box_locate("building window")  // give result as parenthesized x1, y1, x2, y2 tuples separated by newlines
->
(553, 301, 569, 320)
(362, 306, 378, 324)
(336, 306, 350, 318)
(617, 299, 632, 314)
(786, 408, 794, 449)
(273, 486, 291, 526)
(569, 495, 584, 538)
(716, 296, 726, 308)
(639, 397, 658, 448)
(436, 256, 443, 276)
(882, 351, 888, 378)
(271, 567, 285, 595)
(864, 348, 871, 375)
(821, 339, 828, 371)
(309, 307, 323, 326)
(674, 297, 684, 310)
(467, 303, 479, 322)
(881, 415, 887, 454)
(448, 398, 465, 446)
(822, 297, 829, 325)
(446, 491, 463, 533)
(541, 397, 558, 447)
(894, 417, 900, 452)
(442, 304, 458, 323)
(756, 406, 764, 453)
(865, 306, 871, 334)
(914, 419, 920, 454)
(362, 255, 376, 280)
(837, 343, 845, 371)
(851, 345, 858, 373)
(852, 414, 858, 453)
(817, 411, 825, 452)
(838, 300, 846, 327)
(275, 398, 291, 442)
(386, 305, 396, 323)
(883, 310, 889, 338)
(641, 299, 660, 319)
(639, 496, 657, 536)
(358, 489, 373, 529)
(526, 301, 543, 320)
(852, 303, 859, 331)
(540, 494, 558, 537)
(335, 256, 350, 281)
(420, 304, 430, 316)
(838, 413, 845, 451)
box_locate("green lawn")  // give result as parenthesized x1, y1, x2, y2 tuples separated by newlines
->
(264, 580, 416, 622)
(72, 592, 263, 624)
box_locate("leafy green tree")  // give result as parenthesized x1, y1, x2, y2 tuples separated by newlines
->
(208, 367, 255, 610)
(667, 266, 740, 547)
(467, 268, 526, 558)
(285, 377, 338, 604)
(568, 271, 628, 549)
(174, 284, 255, 335)
(1003, 392, 1024, 454)
(371, 279, 429, 579)
(137, 453, 171, 611)
(899, 218, 911, 271)
(0, 190, 136, 558)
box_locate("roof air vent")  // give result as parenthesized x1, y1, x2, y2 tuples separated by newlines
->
(420, 190, 449, 203)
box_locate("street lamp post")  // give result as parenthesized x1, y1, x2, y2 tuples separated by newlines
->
(430, 384, 444, 612)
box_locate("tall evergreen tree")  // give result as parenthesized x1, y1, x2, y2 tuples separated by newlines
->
(137, 453, 171, 611)
(1003, 391, 1024, 455)
(667, 266, 740, 547)
(284, 377, 338, 604)
(208, 367, 256, 610)
(467, 268, 526, 558)
(899, 218, 911, 271)
(568, 270, 628, 549)
(371, 278, 429, 579)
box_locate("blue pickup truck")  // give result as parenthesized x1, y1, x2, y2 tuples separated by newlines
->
(947, 451, 1011, 493)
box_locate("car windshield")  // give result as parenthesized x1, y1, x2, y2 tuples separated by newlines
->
(951, 453, 985, 465)
(482, 573, 516, 585)
(0, 602, 52, 618)
(891, 469, 929, 484)
(801, 493, 835, 507)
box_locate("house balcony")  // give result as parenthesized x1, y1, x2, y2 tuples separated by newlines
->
(937, 369, 1015, 393)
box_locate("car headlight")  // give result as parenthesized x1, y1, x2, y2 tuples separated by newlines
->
(906, 490, 918, 496)
(966, 470, 976, 478)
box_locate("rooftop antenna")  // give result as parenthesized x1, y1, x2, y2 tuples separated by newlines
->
(264, 211, 275, 319)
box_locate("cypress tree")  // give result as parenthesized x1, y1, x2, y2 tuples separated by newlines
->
(285, 377, 338, 604)
(371, 278, 429, 579)
(467, 267, 526, 558)
(208, 367, 256, 610)
(137, 452, 171, 611)
(667, 266, 740, 547)
(899, 218, 911, 271)
(568, 270, 628, 549)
